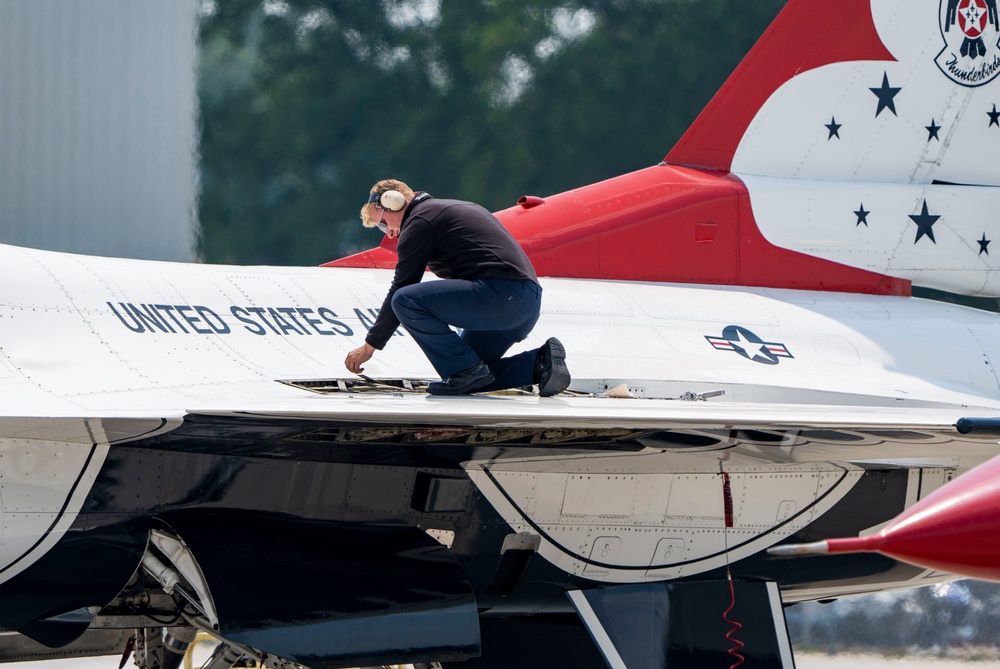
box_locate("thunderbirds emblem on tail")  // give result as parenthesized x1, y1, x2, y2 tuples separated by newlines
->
(937, 0, 1000, 86)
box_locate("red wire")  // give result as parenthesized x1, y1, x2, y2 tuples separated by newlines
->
(722, 471, 734, 528)
(719, 469, 744, 668)
(723, 578, 746, 669)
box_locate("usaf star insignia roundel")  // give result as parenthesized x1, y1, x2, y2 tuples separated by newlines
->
(936, 0, 1000, 86)
(705, 325, 794, 365)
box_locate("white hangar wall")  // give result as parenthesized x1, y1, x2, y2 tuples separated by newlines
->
(0, 1, 199, 261)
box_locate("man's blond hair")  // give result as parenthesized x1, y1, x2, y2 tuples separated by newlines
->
(359, 179, 415, 227)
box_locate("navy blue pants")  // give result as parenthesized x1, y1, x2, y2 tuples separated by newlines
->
(391, 278, 542, 391)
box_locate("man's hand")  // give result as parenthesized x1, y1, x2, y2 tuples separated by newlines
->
(345, 343, 376, 374)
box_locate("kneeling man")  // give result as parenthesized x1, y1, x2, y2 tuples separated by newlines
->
(344, 179, 570, 396)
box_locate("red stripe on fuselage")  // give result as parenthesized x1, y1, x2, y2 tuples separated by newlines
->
(493, 165, 908, 294)
(328, 165, 909, 296)
(327, 165, 910, 295)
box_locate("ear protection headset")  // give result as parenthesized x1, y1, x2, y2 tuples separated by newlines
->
(367, 189, 407, 212)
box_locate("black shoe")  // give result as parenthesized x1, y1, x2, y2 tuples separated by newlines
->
(535, 338, 570, 397)
(427, 362, 495, 395)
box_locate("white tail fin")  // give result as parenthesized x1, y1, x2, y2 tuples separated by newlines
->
(669, 0, 1000, 187)
(665, 0, 1000, 297)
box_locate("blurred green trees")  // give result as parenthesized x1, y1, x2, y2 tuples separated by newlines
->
(197, 0, 786, 266)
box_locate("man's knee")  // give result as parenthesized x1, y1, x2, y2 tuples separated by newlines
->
(391, 289, 412, 315)
(391, 286, 424, 322)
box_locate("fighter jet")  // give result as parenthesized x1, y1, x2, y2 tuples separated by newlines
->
(3, 1, 1000, 668)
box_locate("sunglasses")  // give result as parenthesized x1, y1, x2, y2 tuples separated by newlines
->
(373, 205, 390, 234)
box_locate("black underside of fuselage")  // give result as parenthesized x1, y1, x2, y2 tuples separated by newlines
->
(0, 413, 928, 655)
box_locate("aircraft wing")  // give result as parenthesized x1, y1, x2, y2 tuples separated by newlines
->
(8, 0, 1000, 666)
(196, 388, 975, 431)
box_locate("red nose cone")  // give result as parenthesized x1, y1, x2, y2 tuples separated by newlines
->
(826, 455, 1000, 580)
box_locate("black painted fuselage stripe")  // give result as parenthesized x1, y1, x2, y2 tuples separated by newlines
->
(106, 418, 170, 445)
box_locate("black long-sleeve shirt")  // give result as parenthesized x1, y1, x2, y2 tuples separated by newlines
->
(365, 195, 539, 350)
